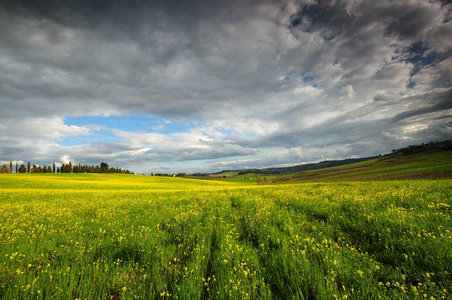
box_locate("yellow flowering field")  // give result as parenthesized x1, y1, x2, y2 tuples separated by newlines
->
(0, 174, 451, 299)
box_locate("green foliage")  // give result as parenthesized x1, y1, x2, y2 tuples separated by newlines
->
(18, 164, 26, 173)
(0, 175, 451, 299)
(0, 164, 11, 173)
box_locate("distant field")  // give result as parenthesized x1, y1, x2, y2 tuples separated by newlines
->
(0, 174, 451, 299)
(267, 150, 452, 183)
(204, 151, 452, 184)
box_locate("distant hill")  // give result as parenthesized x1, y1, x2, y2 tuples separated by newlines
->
(237, 157, 376, 175)
(270, 150, 452, 183)
(194, 140, 452, 182)
(197, 157, 376, 177)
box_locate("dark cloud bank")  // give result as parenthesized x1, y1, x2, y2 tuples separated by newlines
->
(0, 0, 451, 173)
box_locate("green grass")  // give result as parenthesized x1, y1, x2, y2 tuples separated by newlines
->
(1, 174, 451, 299)
(270, 150, 452, 183)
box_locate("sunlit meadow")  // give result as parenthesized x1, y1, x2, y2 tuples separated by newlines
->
(0, 174, 451, 299)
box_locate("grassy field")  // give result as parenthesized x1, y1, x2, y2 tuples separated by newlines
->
(267, 151, 452, 184)
(0, 174, 451, 299)
(202, 151, 452, 184)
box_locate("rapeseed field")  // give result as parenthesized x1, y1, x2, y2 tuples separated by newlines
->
(0, 174, 451, 299)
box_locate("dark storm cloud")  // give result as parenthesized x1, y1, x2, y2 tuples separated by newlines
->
(0, 143, 23, 156)
(1, 0, 281, 119)
(0, 0, 451, 172)
(390, 89, 452, 123)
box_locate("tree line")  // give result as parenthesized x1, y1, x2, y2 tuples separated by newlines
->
(0, 161, 133, 174)
(390, 140, 452, 156)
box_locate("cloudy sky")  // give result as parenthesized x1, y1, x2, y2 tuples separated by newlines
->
(0, 0, 451, 174)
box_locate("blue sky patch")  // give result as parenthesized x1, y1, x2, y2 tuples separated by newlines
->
(59, 115, 201, 147)
(65, 115, 195, 134)
(57, 129, 118, 147)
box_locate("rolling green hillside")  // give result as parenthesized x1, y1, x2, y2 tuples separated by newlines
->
(198, 140, 452, 183)
(270, 150, 452, 183)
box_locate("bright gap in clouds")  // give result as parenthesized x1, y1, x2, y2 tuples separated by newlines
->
(64, 115, 187, 134)
(58, 115, 200, 147)
(57, 129, 117, 147)
(63, 115, 259, 142)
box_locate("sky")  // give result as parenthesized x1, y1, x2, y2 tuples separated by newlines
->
(0, 0, 451, 174)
